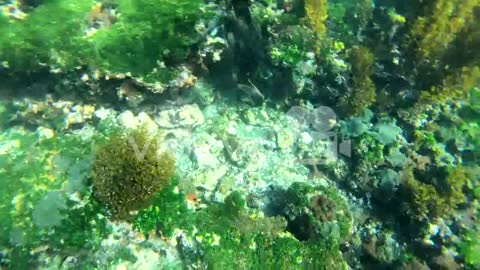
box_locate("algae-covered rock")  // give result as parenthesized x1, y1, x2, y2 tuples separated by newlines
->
(32, 191, 67, 228)
(155, 104, 204, 129)
(372, 118, 402, 145)
(282, 182, 353, 245)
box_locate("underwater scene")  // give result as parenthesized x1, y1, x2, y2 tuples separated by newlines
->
(0, 0, 479, 269)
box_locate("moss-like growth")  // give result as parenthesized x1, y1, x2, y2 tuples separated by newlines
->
(400, 0, 480, 107)
(283, 182, 353, 245)
(46, 194, 110, 269)
(135, 187, 349, 268)
(87, 0, 210, 82)
(340, 46, 376, 115)
(443, 166, 475, 208)
(304, 0, 328, 37)
(356, 134, 385, 164)
(459, 230, 480, 266)
(91, 126, 175, 219)
(327, 0, 373, 44)
(267, 25, 319, 83)
(401, 179, 447, 222)
(0, 0, 211, 89)
(408, 0, 479, 62)
(223, 190, 246, 218)
(132, 176, 192, 236)
(420, 66, 480, 104)
(0, 0, 94, 71)
(0, 127, 110, 269)
(185, 188, 349, 269)
(399, 168, 449, 223)
(349, 133, 385, 193)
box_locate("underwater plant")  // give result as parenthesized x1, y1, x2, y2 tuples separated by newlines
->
(0, 0, 212, 91)
(133, 176, 192, 236)
(443, 166, 473, 209)
(0, 0, 94, 71)
(401, 178, 448, 223)
(420, 66, 480, 104)
(397, 165, 473, 224)
(395, 0, 480, 107)
(91, 126, 175, 219)
(340, 46, 376, 115)
(87, 0, 211, 84)
(407, 0, 479, 62)
(1, 0, 480, 269)
(459, 229, 480, 266)
(282, 182, 353, 246)
(0, 126, 111, 268)
(327, 0, 374, 44)
(183, 184, 351, 269)
(304, 0, 328, 37)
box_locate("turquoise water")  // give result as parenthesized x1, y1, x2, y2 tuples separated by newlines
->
(0, 0, 479, 269)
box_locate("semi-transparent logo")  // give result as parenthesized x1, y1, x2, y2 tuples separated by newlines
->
(287, 106, 351, 165)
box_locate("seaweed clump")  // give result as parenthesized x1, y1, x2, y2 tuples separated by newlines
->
(398, 165, 474, 224)
(341, 46, 376, 115)
(185, 187, 350, 269)
(91, 126, 175, 219)
(407, 0, 479, 62)
(304, 0, 328, 37)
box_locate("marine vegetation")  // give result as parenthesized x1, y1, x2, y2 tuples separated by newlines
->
(340, 46, 376, 115)
(304, 0, 328, 37)
(91, 126, 175, 219)
(407, 0, 479, 62)
(87, 0, 212, 87)
(0, 126, 110, 269)
(0, 0, 479, 269)
(133, 179, 353, 268)
(0, 0, 94, 71)
(185, 183, 353, 269)
(132, 176, 192, 236)
(0, 0, 213, 91)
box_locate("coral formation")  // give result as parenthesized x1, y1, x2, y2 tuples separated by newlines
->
(310, 194, 336, 222)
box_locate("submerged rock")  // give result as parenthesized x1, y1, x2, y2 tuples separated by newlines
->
(155, 104, 204, 129)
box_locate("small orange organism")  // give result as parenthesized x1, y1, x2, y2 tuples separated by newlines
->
(86, 3, 115, 30)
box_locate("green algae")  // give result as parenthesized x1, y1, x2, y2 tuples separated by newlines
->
(0, 0, 478, 268)
(91, 126, 175, 219)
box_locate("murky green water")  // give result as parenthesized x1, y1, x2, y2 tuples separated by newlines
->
(0, 0, 479, 269)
